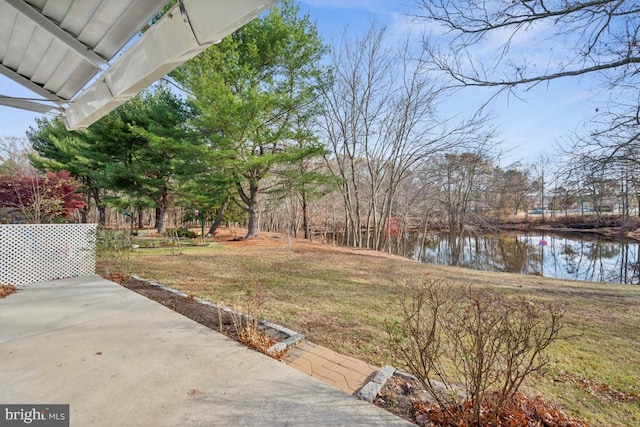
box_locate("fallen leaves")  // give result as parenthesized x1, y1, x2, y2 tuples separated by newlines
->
(0, 284, 16, 299)
(237, 324, 287, 361)
(376, 376, 590, 427)
(554, 371, 639, 403)
(413, 392, 590, 427)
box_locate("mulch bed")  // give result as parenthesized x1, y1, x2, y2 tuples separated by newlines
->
(374, 375, 435, 423)
(120, 277, 288, 347)
(374, 375, 590, 426)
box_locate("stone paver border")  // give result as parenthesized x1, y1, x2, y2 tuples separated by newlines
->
(132, 276, 398, 400)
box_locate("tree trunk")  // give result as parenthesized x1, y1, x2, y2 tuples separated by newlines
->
(301, 191, 310, 240)
(155, 207, 166, 234)
(155, 187, 169, 234)
(245, 180, 260, 239)
(246, 202, 259, 238)
(91, 188, 105, 225)
(208, 200, 228, 236)
(80, 193, 89, 223)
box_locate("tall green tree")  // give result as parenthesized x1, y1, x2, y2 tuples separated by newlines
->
(92, 86, 194, 233)
(273, 121, 332, 240)
(30, 86, 195, 232)
(172, 0, 328, 239)
(173, 140, 235, 236)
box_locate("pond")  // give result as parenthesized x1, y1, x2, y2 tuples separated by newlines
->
(397, 231, 640, 284)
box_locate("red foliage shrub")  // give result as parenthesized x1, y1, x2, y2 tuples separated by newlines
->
(0, 170, 85, 222)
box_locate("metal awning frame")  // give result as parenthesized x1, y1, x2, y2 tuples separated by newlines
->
(0, 0, 277, 130)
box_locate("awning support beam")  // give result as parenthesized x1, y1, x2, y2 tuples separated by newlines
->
(0, 95, 60, 114)
(0, 62, 64, 102)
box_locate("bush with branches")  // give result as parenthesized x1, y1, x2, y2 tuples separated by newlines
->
(387, 278, 566, 425)
(95, 227, 133, 283)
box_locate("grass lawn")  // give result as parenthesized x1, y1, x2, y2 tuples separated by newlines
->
(99, 227, 640, 426)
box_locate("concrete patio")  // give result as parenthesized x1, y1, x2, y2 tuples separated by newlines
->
(0, 275, 410, 426)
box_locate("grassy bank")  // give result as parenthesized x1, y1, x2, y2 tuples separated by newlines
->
(99, 228, 640, 426)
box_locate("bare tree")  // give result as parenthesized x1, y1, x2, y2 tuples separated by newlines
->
(0, 136, 34, 175)
(415, 1, 640, 91)
(321, 23, 491, 250)
(563, 108, 640, 220)
(416, 1, 640, 167)
(569, 149, 639, 221)
(492, 165, 533, 218)
(429, 147, 498, 265)
(532, 154, 553, 223)
(321, 24, 391, 247)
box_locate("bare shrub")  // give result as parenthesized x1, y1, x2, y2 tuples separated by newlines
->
(95, 227, 132, 283)
(229, 280, 286, 359)
(387, 278, 566, 425)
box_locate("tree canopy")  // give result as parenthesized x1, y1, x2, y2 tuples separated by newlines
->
(416, 0, 640, 193)
(29, 86, 195, 232)
(17, 1, 637, 243)
(171, 0, 328, 238)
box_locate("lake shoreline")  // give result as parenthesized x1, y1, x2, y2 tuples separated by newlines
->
(497, 222, 640, 242)
(401, 223, 639, 284)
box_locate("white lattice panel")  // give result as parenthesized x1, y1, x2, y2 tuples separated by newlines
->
(0, 224, 96, 286)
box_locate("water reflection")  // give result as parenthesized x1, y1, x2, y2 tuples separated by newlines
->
(400, 232, 640, 284)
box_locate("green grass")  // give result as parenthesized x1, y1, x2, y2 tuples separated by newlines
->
(98, 235, 640, 426)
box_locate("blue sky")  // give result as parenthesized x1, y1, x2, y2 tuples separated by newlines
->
(1, 0, 595, 165)
(300, 0, 598, 165)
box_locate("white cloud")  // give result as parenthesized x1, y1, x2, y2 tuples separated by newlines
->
(387, 10, 429, 38)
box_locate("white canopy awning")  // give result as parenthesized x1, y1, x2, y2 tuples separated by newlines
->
(0, 0, 276, 130)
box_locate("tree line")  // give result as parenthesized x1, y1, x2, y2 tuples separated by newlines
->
(1, 0, 639, 249)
